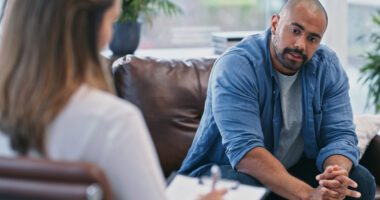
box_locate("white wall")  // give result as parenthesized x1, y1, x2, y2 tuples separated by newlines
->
(320, 0, 348, 67)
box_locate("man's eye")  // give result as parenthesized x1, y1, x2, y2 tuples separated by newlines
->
(308, 36, 319, 43)
(291, 28, 301, 34)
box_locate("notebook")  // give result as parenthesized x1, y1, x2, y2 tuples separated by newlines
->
(166, 174, 268, 200)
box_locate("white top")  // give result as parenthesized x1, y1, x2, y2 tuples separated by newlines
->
(0, 85, 167, 200)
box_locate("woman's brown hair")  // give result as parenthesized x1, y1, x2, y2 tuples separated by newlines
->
(0, 0, 115, 155)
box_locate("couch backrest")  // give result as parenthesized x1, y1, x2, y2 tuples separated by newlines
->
(112, 55, 215, 176)
(0, 156, 113, 200)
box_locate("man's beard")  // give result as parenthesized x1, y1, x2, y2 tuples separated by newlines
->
(273, 38, 308, 71)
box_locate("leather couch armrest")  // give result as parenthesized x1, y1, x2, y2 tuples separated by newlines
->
(360, 135, 380, 185)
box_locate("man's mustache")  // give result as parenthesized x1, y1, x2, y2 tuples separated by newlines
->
(283, 48, 308, 62)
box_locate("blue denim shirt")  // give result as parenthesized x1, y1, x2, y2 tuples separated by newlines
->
(179, 29, 359, 176)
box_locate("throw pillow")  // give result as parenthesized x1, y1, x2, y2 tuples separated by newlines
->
(354, 114, 380, 158)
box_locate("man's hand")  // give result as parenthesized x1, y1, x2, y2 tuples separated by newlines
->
(316, 165, 361, 199)
(308, 186, 344, 200)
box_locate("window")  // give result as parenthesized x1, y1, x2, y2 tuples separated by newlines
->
(347, 1, 380, 67)
(139, 0, 285, 49)
(346, 0, 380, 114)
(0, 0, 6, 32)
(321, 0, 380, 113)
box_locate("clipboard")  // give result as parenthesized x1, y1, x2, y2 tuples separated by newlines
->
(166, 174, 268, 200)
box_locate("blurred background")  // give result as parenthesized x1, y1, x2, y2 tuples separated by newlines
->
(137, 0, 380, 114)
(1, 0, 380, 114)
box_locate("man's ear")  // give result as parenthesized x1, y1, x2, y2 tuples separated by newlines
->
(271, 15, 280, 35)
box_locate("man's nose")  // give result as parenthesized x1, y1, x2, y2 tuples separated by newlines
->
(294, 37, 306, 52)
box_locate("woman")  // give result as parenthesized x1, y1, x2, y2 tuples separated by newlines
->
(0, 0, 225, 199)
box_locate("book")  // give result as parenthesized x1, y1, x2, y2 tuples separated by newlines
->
(166, 174, 268, 200)
(211, 31, 262, 54)
(212, 31, 260, 42)
(212, 41, 239, 55)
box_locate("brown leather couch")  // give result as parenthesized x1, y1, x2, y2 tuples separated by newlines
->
(0, 156, 112, 200)
(112, 55, 380, 198)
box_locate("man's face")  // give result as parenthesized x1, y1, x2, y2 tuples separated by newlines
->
(270, 3, 327, 74)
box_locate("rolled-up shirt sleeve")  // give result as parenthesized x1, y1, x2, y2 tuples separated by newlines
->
(210, 52, 265, 169)
(316, 54, 360, 171)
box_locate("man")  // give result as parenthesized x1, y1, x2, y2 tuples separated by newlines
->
(179, 0, 376, 199)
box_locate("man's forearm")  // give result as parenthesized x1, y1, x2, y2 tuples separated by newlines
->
(236, 147, 313, 200)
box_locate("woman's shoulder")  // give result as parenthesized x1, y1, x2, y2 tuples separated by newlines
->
(49, 84, 146, 144)
(67, 85, 141, 119)
(47, 85, 148, 159)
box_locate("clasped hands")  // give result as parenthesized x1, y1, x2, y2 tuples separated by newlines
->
(311, 165, 361, 199)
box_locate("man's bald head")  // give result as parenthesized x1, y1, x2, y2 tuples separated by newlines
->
(269, 0, 328, 75)
(279, 0, 328, 27)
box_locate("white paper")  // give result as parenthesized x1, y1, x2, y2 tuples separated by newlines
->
(166, 174, 267, 200)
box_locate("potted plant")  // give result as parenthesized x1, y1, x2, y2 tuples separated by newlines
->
(360, 11, 380, 112)
(110, 0, 182, 56)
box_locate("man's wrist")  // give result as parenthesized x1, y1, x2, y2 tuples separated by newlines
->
(295, 183, 315, 200)
(301, 188, 315, 200)
(323, 155, 353, 173)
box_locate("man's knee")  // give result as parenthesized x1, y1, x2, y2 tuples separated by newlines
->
(350, 164, 376, 200)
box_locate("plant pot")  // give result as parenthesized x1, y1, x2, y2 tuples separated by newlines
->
(110, 21, 141, 56)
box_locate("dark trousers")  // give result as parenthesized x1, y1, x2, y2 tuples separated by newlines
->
(200, 157, 376, 199)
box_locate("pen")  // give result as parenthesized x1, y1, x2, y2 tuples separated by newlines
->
(210, 164, 221, 191)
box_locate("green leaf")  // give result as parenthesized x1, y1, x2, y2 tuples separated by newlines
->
(360, 11, 380, 113)
(117, 0, 182, 24)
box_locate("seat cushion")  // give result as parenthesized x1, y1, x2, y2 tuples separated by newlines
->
(112, 55, 215, 176)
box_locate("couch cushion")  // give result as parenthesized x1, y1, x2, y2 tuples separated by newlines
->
(354, 115, 380, 158)
(112, 55, 215, 176)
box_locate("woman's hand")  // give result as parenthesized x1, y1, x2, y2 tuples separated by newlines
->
(198, 188, 228, 200)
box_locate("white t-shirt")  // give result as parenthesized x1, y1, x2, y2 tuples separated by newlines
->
(0, 85, 167, 200)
